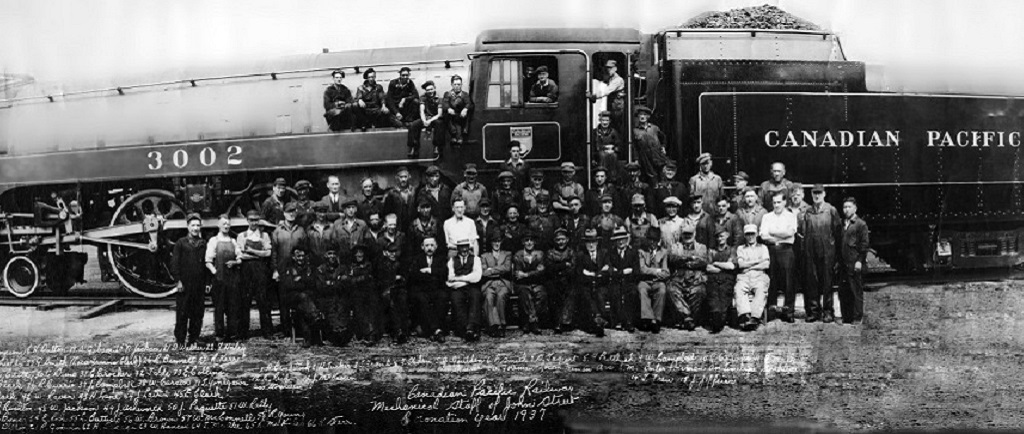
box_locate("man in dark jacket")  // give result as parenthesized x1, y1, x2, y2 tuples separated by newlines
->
(407, 236, 449, 341)
(353, 68, 397, 130)
(323, 70, 353, 132)
(382, 166, 418, 229)
(315, 248, 350, 346)
(606, 226, 640, 332)
(802, 184, 842, 323)
(407, 80, 444, 158)
(561, 229, 608, 336)
(839, 197, 870, 325)
(171, 213, 207, 346)
(376, 242, 409, 344)
(280, 246, 324, 346)
(386, 66, 419, 127)
(442, 74, 473, 146)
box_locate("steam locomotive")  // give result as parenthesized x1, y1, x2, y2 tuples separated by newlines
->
(0, 24, 1021, 298)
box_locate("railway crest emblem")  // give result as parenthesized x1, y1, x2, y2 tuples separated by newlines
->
(510, 126, 534, 156)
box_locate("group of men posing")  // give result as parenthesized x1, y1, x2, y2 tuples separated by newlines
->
(168, 154, 870, 347)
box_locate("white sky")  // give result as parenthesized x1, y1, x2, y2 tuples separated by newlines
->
(3, 0, 1024, 94)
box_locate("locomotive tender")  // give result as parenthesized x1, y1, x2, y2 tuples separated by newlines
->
(0, 25, 1021, 298)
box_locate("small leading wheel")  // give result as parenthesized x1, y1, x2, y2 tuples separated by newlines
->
(107, 189, 187, 298)
(4, 256, 39, 298)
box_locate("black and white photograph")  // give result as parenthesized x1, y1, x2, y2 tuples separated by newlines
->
(1, 0, 1023, 432)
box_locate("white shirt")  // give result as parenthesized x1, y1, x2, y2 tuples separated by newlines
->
(736, 242, 770, 277)
(205, 233, 237, 264)
(759, 210, 798, 245)
(443, 216, 479, 248)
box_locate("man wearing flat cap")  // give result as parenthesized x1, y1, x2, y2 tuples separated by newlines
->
(416, 165, 453, 221)
(587, 59, 625, 133)
(658, 196, 685, 249)
(730, 171, 751, 213)
(632, 105, 669, 181)
(690, 153, 725, 216)
(529, 65, 559, 103)
(332, 198, 369, 262)
(272, 202, 308, 288)
(262, 177, 288, 226)
(453, 163, 489, 219)
(735, 223, 770, 331)
(522, 169, 549, 214)
(526, 191, 561, 251)
(620, 162, 652, 219)
(238, 209, 273, 339)
(651, 160, 688, 218)
(625, 193, 659, 250)
(289, 180, 315, 228)
(552, 162, 585, 215)
(492, 171, 521, 219)
(591, 193, 624, 249)
(666, 222, 709, 331)
(584, 166, 621, 217)
(354, 67, 393, 131)
(606, 226, 641, 332)
(513, 231, 547, 334)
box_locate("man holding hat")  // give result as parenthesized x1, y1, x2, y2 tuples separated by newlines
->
(545, 227, 576, 332)
(801, 184, 842, 323)
(651, 160, 687, 218)
(261, 177, 288, 226)
(289, 180, 316, 228)
(666, 222, 708, 331)
(354, 67, 393, 131)
(383, 166, 417, 230)
(171, 212, 208, 346)
(607, 226, 641, 332)
(407, 80, 443, 158)
(552, 162, 585, 215)
(658, 196, 685, 248)
(385, 66, 420, 128)
(237, 209, 273, 339)
(735, 223, 770, 331)
(529, 65, 559, 103)
(447, 238, 483, 342)
(632, 105, 669, 181)
(620, 162, 652, 218)
(332, 198, 369, 262)
(323, 69, 353, 132)
(442, 74, 473, 146)
(480, 232, 513, 338)
(513, 231, 547, 334)
(690, 153, 725, 216)
(416, 165, 453, 221)
(453, 163, 489, 218)
(564, 228, 610, 337)
(625, 193, 659, 250)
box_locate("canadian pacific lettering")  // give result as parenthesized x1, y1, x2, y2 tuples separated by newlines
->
(764, 129, 1023, 148)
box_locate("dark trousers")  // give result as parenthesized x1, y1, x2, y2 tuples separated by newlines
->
(407, 119, 444, 153)
(316, 293, 351, 343)
(449, 285, 482, 335)
(282, 291, 321, 343)
(515, 283, 547, 326)
(410, 288, 448, 335)
(211, 278, 244, 340)
(350, 288, 381, 340)
(174, 282, 205, 344)
(241, 260, 273, 336)
(446, 115, 469, 143)
(381, 285, 409, 338)
(838, 261, 864, 322)
(560, 282, 607, 330)
(804, 250, 835, 316)
(325, 109, 352, 132)
(606, 279, 638, 328)
(705, 274, 736, 331)
(547, 275, 572, 327)
(767, 244, 796, 312)
(354, 106, 401, 129)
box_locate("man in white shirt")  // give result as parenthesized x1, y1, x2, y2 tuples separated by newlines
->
(443, 199, 480, 258)
(446, 239, 483, 341)
(759, 192, 798, 323)
(735, 224, 770, 331)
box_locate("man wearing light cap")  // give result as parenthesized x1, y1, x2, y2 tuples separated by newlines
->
(447, 238, 483, 342)
(453, 163, 489, 218)
(735, 223, 770, 331)
(651, 160, 687, 218)
(262, 177, 288, 226)
(665, 222, 708, 331)
(529, 65, 559, 103)
(689, 152, 724, 216)
(658, 196, 685, 248)
(552, 162, 585, 215)
(632, 105, 669, 181)
(625, 193, 659, 250)
(801, 184, 842, 323)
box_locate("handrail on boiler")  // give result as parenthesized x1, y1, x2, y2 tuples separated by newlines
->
(0, 58, 465, 106)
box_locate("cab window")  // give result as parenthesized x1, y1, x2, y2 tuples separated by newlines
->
(486, 56, 559, 109)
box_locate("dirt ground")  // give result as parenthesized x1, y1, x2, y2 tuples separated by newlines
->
(2, 278, 1024, 433)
